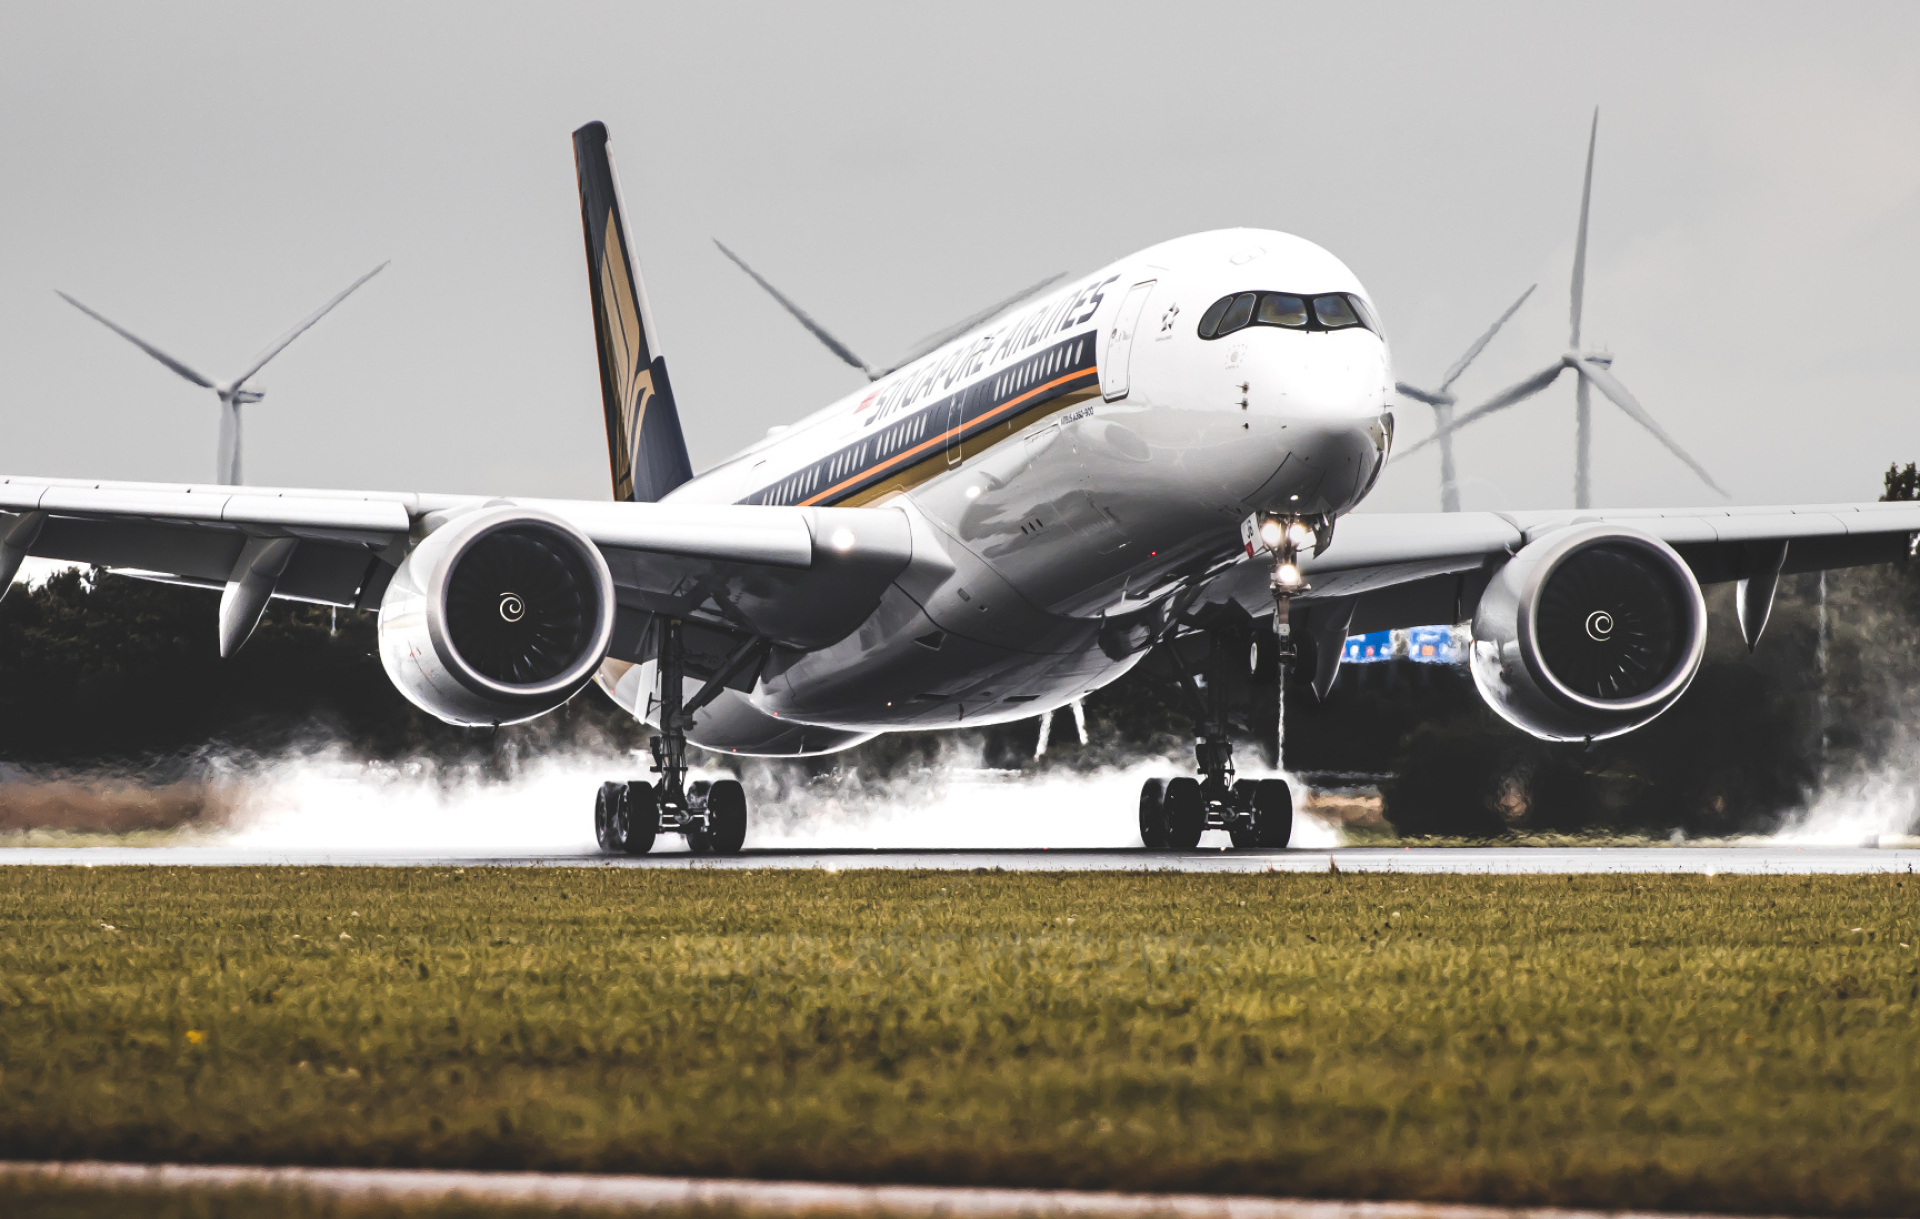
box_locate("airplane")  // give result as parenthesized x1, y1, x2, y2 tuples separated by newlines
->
(3, 119, 1915, 856)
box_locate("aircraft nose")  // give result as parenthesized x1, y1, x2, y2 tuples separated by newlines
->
(1247, 334, 1389, 423)
(1236, 335, 1392, 513)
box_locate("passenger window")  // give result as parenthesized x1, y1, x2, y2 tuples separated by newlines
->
(1313, 295, 1360, 329)
(1256, 294, 1308, 327)
(1217, 292, 1257, 336)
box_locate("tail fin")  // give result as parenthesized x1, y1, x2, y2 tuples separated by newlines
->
(572, 121, 693, 503)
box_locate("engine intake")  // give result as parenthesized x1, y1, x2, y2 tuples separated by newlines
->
(1470, 525, 1706, 741)
(378, 507, 615, 725)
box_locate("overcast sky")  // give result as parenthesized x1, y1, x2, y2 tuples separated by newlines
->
(3, 2, 1917, 514)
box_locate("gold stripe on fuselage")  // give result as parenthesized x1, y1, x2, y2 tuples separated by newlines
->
(803, 367, 1100, 508)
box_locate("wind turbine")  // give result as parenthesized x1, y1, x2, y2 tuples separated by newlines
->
(715, 240, 1064, 382)
(1393, 283, 1535, 511)
(1395, 110, 1727, 509)
(59, 262, 387, 485)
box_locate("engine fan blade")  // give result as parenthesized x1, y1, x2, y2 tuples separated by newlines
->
(1571, 358, 1729, 499)
(1437, 283, 1538, 395)
(58, 292, 217, 389)
(1392, 360, 1567, 461)
(715, 239, 881, 380)
(231, 261, 388, 389)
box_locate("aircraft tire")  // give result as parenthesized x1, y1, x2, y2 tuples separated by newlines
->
(622, 781, 658, 855)
(685, 780, 714, 855)
(1138, 778, 1170, 849)
(1227, 779, 1258, 849)
(706, 779, 747, 855)
(1164, 777, 1205, 850)
(1254, 778, 1293, 848)
(595, 782, 626, 853)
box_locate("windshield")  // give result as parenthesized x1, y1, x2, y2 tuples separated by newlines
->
(1311, 294, 1359, 328)
(1197, 290, 1376, 339)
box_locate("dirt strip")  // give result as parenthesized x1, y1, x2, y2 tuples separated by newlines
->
(0, 1162, 1791, 1219)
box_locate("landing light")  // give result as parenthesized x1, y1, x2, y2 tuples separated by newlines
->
(830, 528, 857, 552)
(1276, 562, 1303, 589)
(1285, 520, 1314, 548)
(964, 484, 982, 500)
(1259, 519, 1285, 548)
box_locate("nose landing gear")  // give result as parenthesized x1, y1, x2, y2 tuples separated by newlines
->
(593, 618, 759, 856)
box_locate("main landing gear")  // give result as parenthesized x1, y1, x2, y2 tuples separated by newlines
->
(595, 617, 752, 856)
(1137, 623, 1294, 850)
(1138, 512, 1316, 851)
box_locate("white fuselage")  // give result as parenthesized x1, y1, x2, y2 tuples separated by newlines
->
(598, 229, 1395, 755)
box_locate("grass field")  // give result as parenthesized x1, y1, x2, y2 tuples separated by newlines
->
(0, 867, 1916, 1217)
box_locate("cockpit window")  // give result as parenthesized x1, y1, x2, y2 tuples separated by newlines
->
(1216, 292, 1257, 337)
(1256, 293, 1308, 327)
(1196, 290, 1376, 340)
(1196, 295, 1233, 339)
(1312, 294, 1360, 328)
(1348, 295, 1380, 333)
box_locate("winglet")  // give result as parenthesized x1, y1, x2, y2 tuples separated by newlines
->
(573, 121, 693, 503)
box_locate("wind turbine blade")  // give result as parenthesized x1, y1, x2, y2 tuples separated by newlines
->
(1394, 381, 1449, 407)
(57, 292, 216, 388)
(232, 261, 388, 388)
(1569, 107, 1598, 350)
(1393, 361, 1568, 462)
(1436, 284, 1537, 394)
(714, 240, 879, 379)
(881, 272, 1067, 375)
(1572, 358, 1729, 498)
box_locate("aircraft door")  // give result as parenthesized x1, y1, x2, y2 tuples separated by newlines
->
(945, 398, 964, 466)
(1100, 279, 1157, 401)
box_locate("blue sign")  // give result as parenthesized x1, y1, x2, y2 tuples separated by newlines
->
(1406, 625, 1460, 665)
(1342, 631, 1394, 664)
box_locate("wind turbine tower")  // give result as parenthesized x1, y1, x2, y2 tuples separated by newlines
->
(59, 262, 387, 485)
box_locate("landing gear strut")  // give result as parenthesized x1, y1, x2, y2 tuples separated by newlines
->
(1138, 623, 1294, 850)
(1137, 513, 1318, 851)
(594, 617, 753, 856)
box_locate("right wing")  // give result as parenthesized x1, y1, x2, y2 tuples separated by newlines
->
(0, 475, 923, 655)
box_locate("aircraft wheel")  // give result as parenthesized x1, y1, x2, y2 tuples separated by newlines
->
(1227, 779, 1258, 849)
(1253, 778, 1294, 848)
(622, 781, 658, 856)
(595, 782, 627, 853)
(1164, 777, 1205, 850)
(706, 779, 747, 855)
(1138, 778, 1170, 849)
(685, 780, 715, 855)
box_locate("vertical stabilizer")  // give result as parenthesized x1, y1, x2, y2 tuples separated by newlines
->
(573, 121, 693, 503)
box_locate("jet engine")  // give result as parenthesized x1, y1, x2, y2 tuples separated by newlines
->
(1469, 524, 1706, 742)
(377, 506, 616, 726)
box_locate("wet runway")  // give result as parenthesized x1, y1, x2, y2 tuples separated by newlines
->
(1, 843, 1916, 873)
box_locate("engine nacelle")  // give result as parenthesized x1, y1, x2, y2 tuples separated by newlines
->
(1470, 524, 1706, 742)
(378, 506, 615, 726)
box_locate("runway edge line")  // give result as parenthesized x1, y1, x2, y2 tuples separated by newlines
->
(0, 1161, 1797, 1219)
